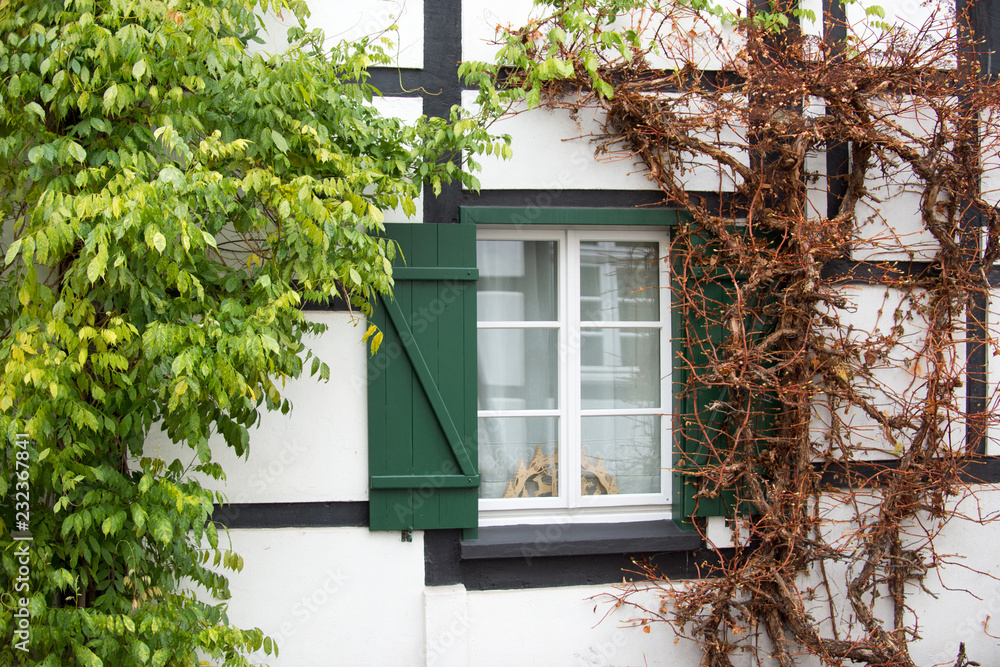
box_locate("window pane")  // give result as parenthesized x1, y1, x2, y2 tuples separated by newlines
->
(478, 328, 558, 410)
(581, 415, 660, 494)
(478, 240, 557, 321)
(580, 328, 660, 409)
(580, 241, 659, 322)
(478, 417, 559, 499)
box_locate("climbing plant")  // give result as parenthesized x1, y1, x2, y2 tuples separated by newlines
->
(465, 0, 1000, 664)
(0, 0, 503, 664)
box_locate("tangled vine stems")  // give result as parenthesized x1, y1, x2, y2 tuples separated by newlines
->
(464, 0, 1000, 664)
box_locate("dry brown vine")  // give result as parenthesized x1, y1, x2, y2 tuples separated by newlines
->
(477, 1, 1000, 664)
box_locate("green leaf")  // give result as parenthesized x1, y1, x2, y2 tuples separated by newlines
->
(133, 641, 150, 663)
(131, 503, 147, 532)
(401, 197, 417, 218)
(271, 129, 289, 153)
(87, 247, 107, 283)
(9, 74, 20, 97)
(25, 102, 44, 121)
(150, 649, 169, 667)
(260, 334, 279, 353)
(151, 515, 172, 545)
(5, 238, 22, 265)
(132, 59, 147, 79)
(526, 87, 541, 110)
(103, 84, 118, 111)
(73, 644, 103, 667)
(69, 141, 86, 163)
(152, 232, 166, 253)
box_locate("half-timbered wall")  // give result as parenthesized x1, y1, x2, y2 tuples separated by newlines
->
(143, 1, 1000, 664)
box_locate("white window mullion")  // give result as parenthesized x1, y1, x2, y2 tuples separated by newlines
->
(658, 236, 672, 502)
(566, 231, 583, 510)
(478, 409, 563, 418)
(556, 231, 572, 509)
(476, 321, 561, 329)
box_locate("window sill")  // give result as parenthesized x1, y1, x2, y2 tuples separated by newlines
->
(459, 520, 700, 560)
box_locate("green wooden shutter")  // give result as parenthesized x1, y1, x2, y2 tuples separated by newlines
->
(672, 269, 738, 528)
(368, 222, 479, 531)
(672, 231, 779, 530)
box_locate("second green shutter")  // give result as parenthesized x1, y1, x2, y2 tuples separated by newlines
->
(672, 230, 776, 529)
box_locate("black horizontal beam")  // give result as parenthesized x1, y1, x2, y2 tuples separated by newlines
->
(210, 501, 369, 529)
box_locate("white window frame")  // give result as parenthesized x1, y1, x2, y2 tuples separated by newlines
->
(477, 226, 671, 527)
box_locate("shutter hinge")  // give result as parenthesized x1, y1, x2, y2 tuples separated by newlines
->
(401, 529, 413, 543)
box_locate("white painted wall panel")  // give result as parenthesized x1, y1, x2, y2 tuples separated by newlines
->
(853, 98, 946, 261)
(988, 290, 1000, 457)
(463, 92, 656, 192)
(213, 514, 1000, 667)
(640, 0, 745, 72)
(371, 96, 425, 223)
(466, 584, 704, 666)
(810, 285, 966, 459)
(145, 312, 371, 503)
(910, 485, 1000, 665)
(804, 487, 1000, 665)
(982, 108, 1000, 211)
(464, 89, 747, 193)
(220, 528, 426, 666)
(425, 585, 469, 667)
(254, 0, 424, 69)
(845, 0, 953, 59)
(463, 0, 537, 64)
(462, 0, 770, 72)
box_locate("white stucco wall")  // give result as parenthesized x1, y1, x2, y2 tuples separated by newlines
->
(811, 284, 967, 460)
(219, 527, 426, 666)
(988, 289, 1000, 457)
(462, 0, 537, 64)
(372, 96, 426, 223)
(190, 1, 1000, 666)
(213, 512, 1000, 666)
(253, 0, 424, 68)
(145, 311, 371, 503)
(462, 91, 657, 192)
(800, 487, 1000, 666)
(464, 584, 700, 667)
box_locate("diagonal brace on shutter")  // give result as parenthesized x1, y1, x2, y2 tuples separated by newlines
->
(369, 297, 479, 489)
